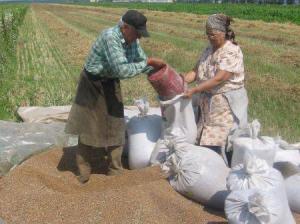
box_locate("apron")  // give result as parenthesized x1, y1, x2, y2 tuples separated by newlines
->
(196, 87, 248, 148)
(65, 69, 125, 148)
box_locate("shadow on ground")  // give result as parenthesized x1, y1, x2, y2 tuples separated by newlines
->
(56, 146, 130, 176)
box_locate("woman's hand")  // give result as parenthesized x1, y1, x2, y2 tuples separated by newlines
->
(147, 57, 166, 70)
(183, 88, 195, 98)
(184, 70, 197, 83)
(179, 74, 189, 91)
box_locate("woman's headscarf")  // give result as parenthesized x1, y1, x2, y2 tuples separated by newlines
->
(206, 14, 227, 33)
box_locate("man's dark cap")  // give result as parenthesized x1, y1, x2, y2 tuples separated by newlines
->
(122, 10, 149, 37)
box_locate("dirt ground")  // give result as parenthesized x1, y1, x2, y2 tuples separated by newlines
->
(0, 147, 299, 223)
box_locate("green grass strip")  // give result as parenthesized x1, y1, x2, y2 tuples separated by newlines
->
(79, 3, 300, 25)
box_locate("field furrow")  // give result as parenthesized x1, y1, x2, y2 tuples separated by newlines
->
(10, 7, 75, 111)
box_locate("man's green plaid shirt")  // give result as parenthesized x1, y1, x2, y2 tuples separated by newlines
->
(84, 25, 152, 79)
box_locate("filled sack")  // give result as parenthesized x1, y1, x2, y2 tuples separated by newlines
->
(126, 99, 162, 169)
(123, 103, 161, 157)
(149, 139, 170, 166)
(274, 137, 300, 151)
(273, 161, 300, 179)
(274, 149, 300, 167)
(231, 120, 277, 167)
(160, 94, 197, 144)
(124, 98, 161, 124)
(227, 155, 284, 191)
(150, 128, 185, 166)
(17, 105, 71, 123)
(227, 155, 295, 223)
(163, 138, 230, 210)
(127, 114, 162, 169)
(273, 137, 300, 169)
(285, 173, 300, 213)
(225, 189, 292, 224)
(149, 95, 198, 166)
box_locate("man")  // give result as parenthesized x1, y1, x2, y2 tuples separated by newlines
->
(65, 10, 165, 183)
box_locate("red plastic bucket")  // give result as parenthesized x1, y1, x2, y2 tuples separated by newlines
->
(148, 64, 184, 100)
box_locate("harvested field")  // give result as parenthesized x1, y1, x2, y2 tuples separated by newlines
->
(2, 3, 299, 142)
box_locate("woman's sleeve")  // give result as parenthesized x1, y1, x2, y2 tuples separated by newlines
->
(217, 46, 244, 74)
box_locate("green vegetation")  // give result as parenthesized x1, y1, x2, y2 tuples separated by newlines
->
(94, 3, 300, 25)
(2, 6, 78, 121)
(0, 5, 27, 73)
(0, 4, 28, 119)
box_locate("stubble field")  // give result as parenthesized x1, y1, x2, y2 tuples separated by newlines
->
(1, 3, 300, 141)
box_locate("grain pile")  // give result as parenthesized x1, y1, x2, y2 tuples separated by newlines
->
(0, 147, 299, 224)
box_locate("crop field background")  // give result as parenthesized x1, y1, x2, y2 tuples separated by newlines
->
(96, 3, 300, 25)
(0, 4, 27, 119)
(0, 3, 299, 142)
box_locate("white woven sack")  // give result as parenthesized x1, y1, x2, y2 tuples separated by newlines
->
(227, 156, 283, 191)
(123, 104, 161, 157)
(127, 115, 162, 169)
(227, 155, 295, 223)
(285, 173, 300, 213)
(149, 139, 170, 166)
(164, 140, 230, 210)
(160, 95, 197, 144)
(150, 129, 189, 166)
(274, 149, 300, 167)
(225, 189, 289, 224)
(17, 105, 71, 123)
(231, 120, 277, 167)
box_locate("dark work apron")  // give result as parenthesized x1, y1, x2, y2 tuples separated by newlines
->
(65, 69, 125, 148)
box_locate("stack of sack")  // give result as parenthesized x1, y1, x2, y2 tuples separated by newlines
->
(126, 94, 300, 218)
(126, 94, 198, 170)
(273, 138, 300, 214)
(125, 79, 300, 221)
(285, 173, 300, 214)
(230, 120, 300, 172)
(225, 119, 300, 222)
(225, 154, 295, 223)
(127, 63, 197, 171)
(141, 70, 230, 210)
(126, 94, 232, 211)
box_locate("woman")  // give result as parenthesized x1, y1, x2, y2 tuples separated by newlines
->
(183, 14, 248, 160)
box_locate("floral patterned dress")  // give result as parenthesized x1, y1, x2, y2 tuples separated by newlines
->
(194, 40, 245, 147)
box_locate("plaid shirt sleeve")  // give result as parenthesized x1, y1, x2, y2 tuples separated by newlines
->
(102, 33, 149, 79)
(134, 42, 154, 74)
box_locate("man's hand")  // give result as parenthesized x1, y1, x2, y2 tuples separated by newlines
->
(147, 57, 166, 70)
